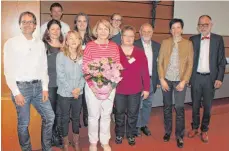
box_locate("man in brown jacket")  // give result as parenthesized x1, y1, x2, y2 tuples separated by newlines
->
(158, 18, 193, 148)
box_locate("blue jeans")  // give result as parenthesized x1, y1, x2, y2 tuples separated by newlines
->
(12, 81, 55, 151)
(136, 79, 154, 128)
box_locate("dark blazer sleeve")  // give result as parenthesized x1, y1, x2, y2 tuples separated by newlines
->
(134, 39, 143, 49)
(216, 36, 226, 81)
(153, 41, 161, 85)
(189, 36, 197, 85)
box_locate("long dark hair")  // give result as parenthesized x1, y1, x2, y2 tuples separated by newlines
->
(74, 12, 93, 44)
(42, 19, 64, 43)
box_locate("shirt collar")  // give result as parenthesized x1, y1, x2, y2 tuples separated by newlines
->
(20, 33, 36, 42)
(201, 33, 211, 38)
(141, 38, 151, 47)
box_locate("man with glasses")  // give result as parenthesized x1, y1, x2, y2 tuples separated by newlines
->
(134, 23, 160, 137)
(40, 2, 70, 38)
(188, 15, 226, 143)
(4, 11, 55, 151)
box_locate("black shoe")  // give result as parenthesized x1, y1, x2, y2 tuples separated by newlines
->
(115, 136, 123, 144)
(51, 127, 63, 148)
(134, 128, 141, 137)
(83, 117, 88, 127)
(141, 126, 151, 136)
(176, 138, 184, 148)
(163, 134, 170, 142)
(128, 136, 136, 146)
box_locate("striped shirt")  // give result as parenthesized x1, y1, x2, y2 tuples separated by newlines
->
(83, 40, 120, 87)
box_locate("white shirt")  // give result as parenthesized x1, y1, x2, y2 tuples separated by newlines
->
(40, 20, 70, 39)
(4, 34, 49, 96)
(142, 40, 153, 76)
(197, 34, 210, 73)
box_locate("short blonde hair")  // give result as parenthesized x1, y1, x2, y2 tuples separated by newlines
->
(121, 25, 136, 35)
(92, 19, 113, 39)
(62, 30, 83, 59)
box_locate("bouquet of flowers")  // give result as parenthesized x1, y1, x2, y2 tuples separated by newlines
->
(83, 57, 123, 100)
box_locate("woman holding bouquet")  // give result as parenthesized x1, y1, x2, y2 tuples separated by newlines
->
(114, 25, 150, 146)
(56, 30, 85, 151)
(83, 19, 120, 151)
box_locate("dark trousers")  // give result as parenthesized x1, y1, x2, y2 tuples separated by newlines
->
(58, 95, 82, 137)
(162, 79, 187, 139)
(191, 74, 215, 132)
(115, 92, 141, 137)
(81, 89, 88, 121)
(12, 81, 54, 151)
(48, 87, 61, 127)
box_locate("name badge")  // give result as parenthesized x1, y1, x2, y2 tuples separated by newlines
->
(128, 57, 136, 64)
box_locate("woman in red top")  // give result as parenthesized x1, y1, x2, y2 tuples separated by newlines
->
(115, 25, 150, 146)
(83, 19, 120, 151)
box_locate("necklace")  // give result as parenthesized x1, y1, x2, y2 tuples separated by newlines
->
(69, 55, 78, 63)
(98, 43, 108, 49)
(96, 40, 109, 49)
(122, 46, 133, 60)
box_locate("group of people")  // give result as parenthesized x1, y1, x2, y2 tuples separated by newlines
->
(3, 2, 226, 151)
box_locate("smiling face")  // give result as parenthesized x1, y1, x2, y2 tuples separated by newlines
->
(76, 15, 88, 32)
(170, 22, 183, 38)
(121, 29, 135, 46)
(66, 33, 81, 50)
(111, 14, 122, 29)
(48, 23, 61, 40)
(198, 16, 212, 36)
(51, 6, 62, 20)
(96, 23, 110, 40)
(140, 24, 153, 42)
(20, 14, 36, 35)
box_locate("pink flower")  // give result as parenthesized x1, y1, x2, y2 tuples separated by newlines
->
(84, 58, 123, 88)
(102, 64, 111, 71)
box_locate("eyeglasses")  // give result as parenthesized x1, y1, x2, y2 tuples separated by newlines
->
(198, 24, 209, 28)
(122, 35, 135, 38)
(142, 31, 153, 34)
(21, 20, 35, 25)
(112, 19, 121, 22)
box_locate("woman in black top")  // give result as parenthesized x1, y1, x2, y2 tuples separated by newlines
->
(74, 12, 93, 127)
(42, 19, 64, 147)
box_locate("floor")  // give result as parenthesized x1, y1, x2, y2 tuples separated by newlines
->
(50, 97, 229, 151)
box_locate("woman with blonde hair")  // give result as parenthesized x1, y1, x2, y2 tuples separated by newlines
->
(83, 19, 120, 151)
(56, 30, 85, 151)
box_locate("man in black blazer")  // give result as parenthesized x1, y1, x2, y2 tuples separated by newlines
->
(188, 15, 226, 143)
(134, 23, 160, 136)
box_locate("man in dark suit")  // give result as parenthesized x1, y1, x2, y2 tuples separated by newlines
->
(188, 15, 226, 143)
(134, 23, 160, 136)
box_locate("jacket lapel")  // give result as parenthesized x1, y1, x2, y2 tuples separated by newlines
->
(209, 33, 214, 72)
(151, 41, 156, 65)
(195, 34, 201, 71)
